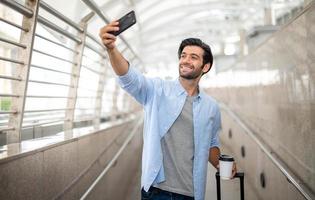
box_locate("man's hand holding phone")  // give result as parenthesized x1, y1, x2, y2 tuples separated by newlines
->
(99, 11, 136, 50)
(99, 21, 119, 50)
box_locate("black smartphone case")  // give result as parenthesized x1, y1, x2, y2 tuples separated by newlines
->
(111, 11, 136, 36)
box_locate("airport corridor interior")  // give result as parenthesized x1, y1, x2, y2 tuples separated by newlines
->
(0, 0, 314, 199)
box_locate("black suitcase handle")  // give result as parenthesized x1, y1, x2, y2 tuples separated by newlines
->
(215, 171, 245, 200)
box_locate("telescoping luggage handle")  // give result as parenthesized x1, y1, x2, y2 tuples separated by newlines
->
(215, 171, 245, 200)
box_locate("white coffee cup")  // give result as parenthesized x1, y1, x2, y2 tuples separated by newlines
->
(219, 154, 234, 180)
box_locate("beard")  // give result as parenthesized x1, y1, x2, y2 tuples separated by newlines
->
(179, 64, 203, 80)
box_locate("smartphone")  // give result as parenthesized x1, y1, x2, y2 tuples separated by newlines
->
(110, 11, 136, 36)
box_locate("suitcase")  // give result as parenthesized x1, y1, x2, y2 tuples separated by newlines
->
(215, 171, 245, 200)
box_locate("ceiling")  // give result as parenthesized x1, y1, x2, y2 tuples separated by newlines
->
(43, 0, 306, 76)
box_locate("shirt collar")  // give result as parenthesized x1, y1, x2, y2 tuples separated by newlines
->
(175, 79, 186, 96)
(175, 78, 203, 100)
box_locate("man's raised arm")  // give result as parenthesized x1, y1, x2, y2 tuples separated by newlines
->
(99, 21, 129, 76)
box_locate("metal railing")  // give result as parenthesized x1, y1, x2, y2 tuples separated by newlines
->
(35, 33, 79, 54)
(0, 37, 26, 49)
(0, 55, 25, 65)
(39, 1, 84, 33)
(37, 15, 82, 43)
(220, 103, 315, 200)
(0, 0, 39, 144)
(0, 0, 141, 145)
(0, 0, 33, 18)
(30, 64, 73, 75)
(33, 48, 78, 65)
(0, 16, 29, 32)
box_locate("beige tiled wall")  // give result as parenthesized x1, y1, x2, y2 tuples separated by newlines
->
(206, 2, 315, 199)
(0, 120, 143, 200)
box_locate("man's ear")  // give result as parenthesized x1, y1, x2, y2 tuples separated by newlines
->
(202, 63, 211, 73)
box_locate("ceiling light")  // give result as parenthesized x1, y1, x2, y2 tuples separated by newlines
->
(224, 44, 236, 55)
(225, 35, 240, 43)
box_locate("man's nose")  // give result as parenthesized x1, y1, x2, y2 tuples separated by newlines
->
(181, 56, 191, 63)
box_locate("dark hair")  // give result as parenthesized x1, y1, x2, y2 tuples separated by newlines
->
(178, 38, 213, 74)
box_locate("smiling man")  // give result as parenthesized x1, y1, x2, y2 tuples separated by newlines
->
(99, 21, 236, 200)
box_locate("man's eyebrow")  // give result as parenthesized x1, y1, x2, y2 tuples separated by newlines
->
(181, 52, 201, 58)
(191, 53, 200, 58)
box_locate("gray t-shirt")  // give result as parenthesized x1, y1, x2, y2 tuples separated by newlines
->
(155, 95, 195, 197)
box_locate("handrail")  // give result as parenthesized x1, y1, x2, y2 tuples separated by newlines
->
(0, 56, 24, 65)
(35, 34, 79, 54)
(37, 16, 82, 44)
(219, 103, 314, 200)
(26, 95, 70, 99)
(33, 49, 78, 65)
(0, 75, 22, 81)
(0, 36, 26, 48)
(31, 64, 73, 76)
(0, 127, 14, 132)
(82, 54, 103, 65)
(0, 0, 33, 18)
(28, 79, 72, 87)
(81, 65, 104, 75)
(24, 108, 70, 113)
(0, 111, 17, 114)
(86, 32, 104, 49)
(76, 107, 101, 111)
(80, 117, 142, 199)
(39, 1, 83, 33)
(22, 119, 66, 128)
(0, 94, 19, 98)
(81, 0, 143, 65)
(85, 42, 106, 58)
(0, 17, 29, 32)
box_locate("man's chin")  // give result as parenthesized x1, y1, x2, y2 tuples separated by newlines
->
(180, 74, 197, 80)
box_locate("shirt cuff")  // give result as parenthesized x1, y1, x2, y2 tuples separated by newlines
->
(209, 129, 221, 148)
(117, 65, 136, 86)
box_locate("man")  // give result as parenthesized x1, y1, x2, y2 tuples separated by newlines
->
(99, 21, 236, 200)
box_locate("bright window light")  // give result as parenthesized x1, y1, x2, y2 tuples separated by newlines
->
(224, 43, 236, 55)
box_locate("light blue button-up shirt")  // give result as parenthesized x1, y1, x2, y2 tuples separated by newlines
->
(118, 66, 221, 200)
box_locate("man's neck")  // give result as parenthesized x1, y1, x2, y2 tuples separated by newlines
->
(179, 77, 200, 96)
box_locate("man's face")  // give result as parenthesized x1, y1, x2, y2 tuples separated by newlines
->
(179, 46, 206, 80)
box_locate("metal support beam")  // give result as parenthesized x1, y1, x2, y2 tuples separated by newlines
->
(123, 92, 131, 114)
(111, 82, 119, 121)
(64, 13, 94, 132)
(239, 29, 247, 57)
(7, 0, 40, 144)
(93, 58, 108, 129)
(264, 7, 273, 25)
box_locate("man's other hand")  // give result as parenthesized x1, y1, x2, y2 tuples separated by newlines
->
(231, 162, 237, 178)
(216, 161, 237, 179)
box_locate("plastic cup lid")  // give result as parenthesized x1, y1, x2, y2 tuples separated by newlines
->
(219, 154, 234, 162)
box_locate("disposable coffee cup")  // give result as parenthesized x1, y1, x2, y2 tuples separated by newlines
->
(219, 155, 234, 180)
